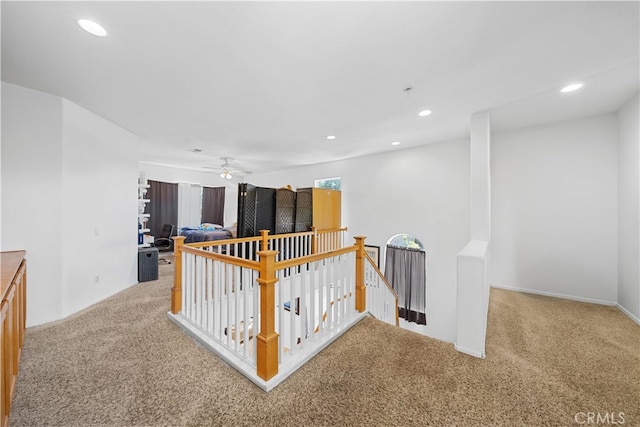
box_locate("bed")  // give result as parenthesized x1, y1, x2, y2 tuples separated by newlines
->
(179, 224, 235, 244)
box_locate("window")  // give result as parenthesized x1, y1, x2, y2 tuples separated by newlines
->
(384, 233, 427, 325)
(314, 177, 341, 190)
(387, 234, 424, 250)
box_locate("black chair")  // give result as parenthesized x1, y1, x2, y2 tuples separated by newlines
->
(154, 224, 175, 263)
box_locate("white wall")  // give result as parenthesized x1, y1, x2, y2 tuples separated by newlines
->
(617, 94, 640, 321)
(1, 82, 139, 326)
(140, 162, 238, 227)
(2, 82, 64, 325)
(491, 114, 619, 304)
(250, 140, 470, 343)
(60, 99, 139, 318)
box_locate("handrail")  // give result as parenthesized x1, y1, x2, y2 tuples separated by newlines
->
(189, 230, 315, 249)
(364, 252, 398, 305)
(364, 251, 399, 326)
(181, 245, 260, 270)
(315, 227, 348, 235)
(188, 235, 264, 249)
(275, 246, 355, 270)
(185, 227, 348, 254)
(1, 251, 27, 426)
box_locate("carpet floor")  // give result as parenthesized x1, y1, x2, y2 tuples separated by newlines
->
(9, 263, 639, 426)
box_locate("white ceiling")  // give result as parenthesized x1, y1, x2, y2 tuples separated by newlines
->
(2, 1, 638, 177)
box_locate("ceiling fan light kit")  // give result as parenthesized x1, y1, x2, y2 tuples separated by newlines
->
(211, 157, 250, 180)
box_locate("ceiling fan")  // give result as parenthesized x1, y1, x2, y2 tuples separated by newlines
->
(205, 157, 250, 180)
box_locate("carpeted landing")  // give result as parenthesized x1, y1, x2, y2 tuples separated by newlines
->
(9, 263, 639, 426)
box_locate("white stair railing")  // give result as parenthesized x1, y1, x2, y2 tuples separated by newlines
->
(169, 233, 398, 391)
(275, 250, 357, 363)
(203, 239, 261, 261)
(181, 250, 260, 366)
(315, 228, 346, 253)
(364, 252, 399, 326)
(269, 233, 313, 262)
(189, 227, 348, 263)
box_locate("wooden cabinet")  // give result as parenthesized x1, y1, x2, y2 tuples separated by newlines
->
(1, 251, 27, 427)
(311, 188, 341, 230)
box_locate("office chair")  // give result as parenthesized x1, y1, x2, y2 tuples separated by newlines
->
(154, 224, 175, 264)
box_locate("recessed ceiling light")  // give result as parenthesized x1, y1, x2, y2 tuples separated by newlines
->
(418, 110, 432, 117)
(326, 135, 336, 140)
(78, 19, 108, 37)
(561, 83, 583, 93)
(391, 141, 401, 146)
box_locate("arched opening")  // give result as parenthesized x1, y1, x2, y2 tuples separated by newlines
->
(384, 233, 427, 325)
(386, 234, 425, 250)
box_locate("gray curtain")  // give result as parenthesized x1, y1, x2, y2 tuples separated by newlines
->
(384, 245, 427, 325)
(147, 180, 178, 238)
(202, 186, 225, 225)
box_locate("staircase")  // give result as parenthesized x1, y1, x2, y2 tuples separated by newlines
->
(167, 229, 398, 391)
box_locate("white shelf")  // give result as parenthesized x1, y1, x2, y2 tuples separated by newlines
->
(138, 173, 152, 248)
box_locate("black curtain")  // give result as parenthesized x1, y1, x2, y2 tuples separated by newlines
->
(384, 245, 427, 325)
(147, 180, 178, 238)
(202, 186, 225, 225)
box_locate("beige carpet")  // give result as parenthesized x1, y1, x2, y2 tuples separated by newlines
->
(9, 263, 639, 426)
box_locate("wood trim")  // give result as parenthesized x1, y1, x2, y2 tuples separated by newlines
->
(256, 250, 279, 381)
(1, 251, 27, 427)
(171, 237, 185, 314)
(315, 227, 348, 235)
(1, 301, 7, 426)
(187, 235, 262, 248)
(187, 230, 316, 249)
(354, 237, 366, 313)
(181, 246, 260, 270)
(275, 246, 356, 270)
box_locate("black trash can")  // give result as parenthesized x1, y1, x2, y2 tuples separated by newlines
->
(138, 247, 159, 282)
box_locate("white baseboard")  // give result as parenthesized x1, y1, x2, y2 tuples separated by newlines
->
(490, 284, 640, 325)
(490, 284, 616, 306)
(454, 344, 485, 359)
(616, 304, 640, 326)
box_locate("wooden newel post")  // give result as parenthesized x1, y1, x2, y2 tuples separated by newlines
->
(171, 236, 186, 314)
(259, 230, 270, 251)
(354, 236, 367, 313)
(256, 249, 279, 381)
(311, 226, 317, 254)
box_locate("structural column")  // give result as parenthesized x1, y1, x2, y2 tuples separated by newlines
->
(470, 111, 491, 241)
(456, 111, 491, 359)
